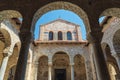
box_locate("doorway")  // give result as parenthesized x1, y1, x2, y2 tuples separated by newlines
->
(55, 69, 66, 80)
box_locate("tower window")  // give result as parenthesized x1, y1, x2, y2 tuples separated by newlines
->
(67, 31, 72, 40)
(49, 31, 53, 40)
(58, 31, 63, 40)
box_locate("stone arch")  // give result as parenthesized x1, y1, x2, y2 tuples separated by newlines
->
(113, 29, 120, 52)
(4, 42, 20, 80)
(74, 54, 86, 80)
(101, 17, 120, 53)
(52, 51, 70, 80)
(0, 10, 22, 21)
(0, 28, 11, 67)
(52, 51, 70, 59)
(101, 43, 110, 60)
(31, 1, 90, 33)
(37, 56, 48, 80)
(100, 8, 120, 18)
(101, 43, 120, 79)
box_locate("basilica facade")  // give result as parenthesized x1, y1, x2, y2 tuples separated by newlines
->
(32, 19, 89, 80)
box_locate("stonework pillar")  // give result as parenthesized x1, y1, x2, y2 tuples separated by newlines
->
(0, 47, 12, 80)
(0, 55, 10, 80)
(34, 61, 39, 80)
(48, 62, 52, 80)
(70, 63, 74, 80)
(14, 32, 32, 80)
(87, 33, 111, 80)
(111, 51, 120, 71)
(85, 60, 94, 80)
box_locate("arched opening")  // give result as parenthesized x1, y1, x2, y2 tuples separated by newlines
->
(49, 31, 54, 40)
(34, 9, 87, 41)
(37, 56, 48, 80)
(58, 31, 63, 40)
(67, 31, 72, 40)
(101, 43, 119, 80)
(33, 1, 89, 40)
(4, 43, 20, 80)
(74, 54, 86, 80)
(53, 52, 70, 80)
(99, 8, 120, 33)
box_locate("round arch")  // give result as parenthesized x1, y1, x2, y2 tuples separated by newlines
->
(100, 8, 120, 18)
(52, 51, 70, 59)
(31, 1, 90, 33)
(4, 42, 21, 80)
(52, 51, 70, 80)
(0, 10, 22, 21)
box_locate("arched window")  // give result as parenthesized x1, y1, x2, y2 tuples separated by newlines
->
(67, 31, 72, 40)
(58, 31, 63, 40)
(49, 31, 53, 40)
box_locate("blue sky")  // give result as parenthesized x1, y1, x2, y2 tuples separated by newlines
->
(34, 9, 105, 40)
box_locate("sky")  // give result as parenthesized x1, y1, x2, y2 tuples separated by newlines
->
(34, 9, 105, 40)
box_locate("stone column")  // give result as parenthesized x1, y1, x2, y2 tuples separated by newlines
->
(70, 63, 74, 80)
(111, 50, 120, 70)
(87, 33, 111, 80)
(0, 55, 10, 80)
(0, 47, 12, 80)
(34, 61, 39, 80)
(48, 62, 52, 80)
(14, 32, 32, 80)
(85, 60, 94, 80)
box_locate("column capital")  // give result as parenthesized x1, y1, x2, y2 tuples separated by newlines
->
(87, 32, 103, 44)
(48, 62, 52, 66)
(3, 47, 12, 57)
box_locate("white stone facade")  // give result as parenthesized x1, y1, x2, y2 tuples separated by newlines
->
(39, 19, 82, 41)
